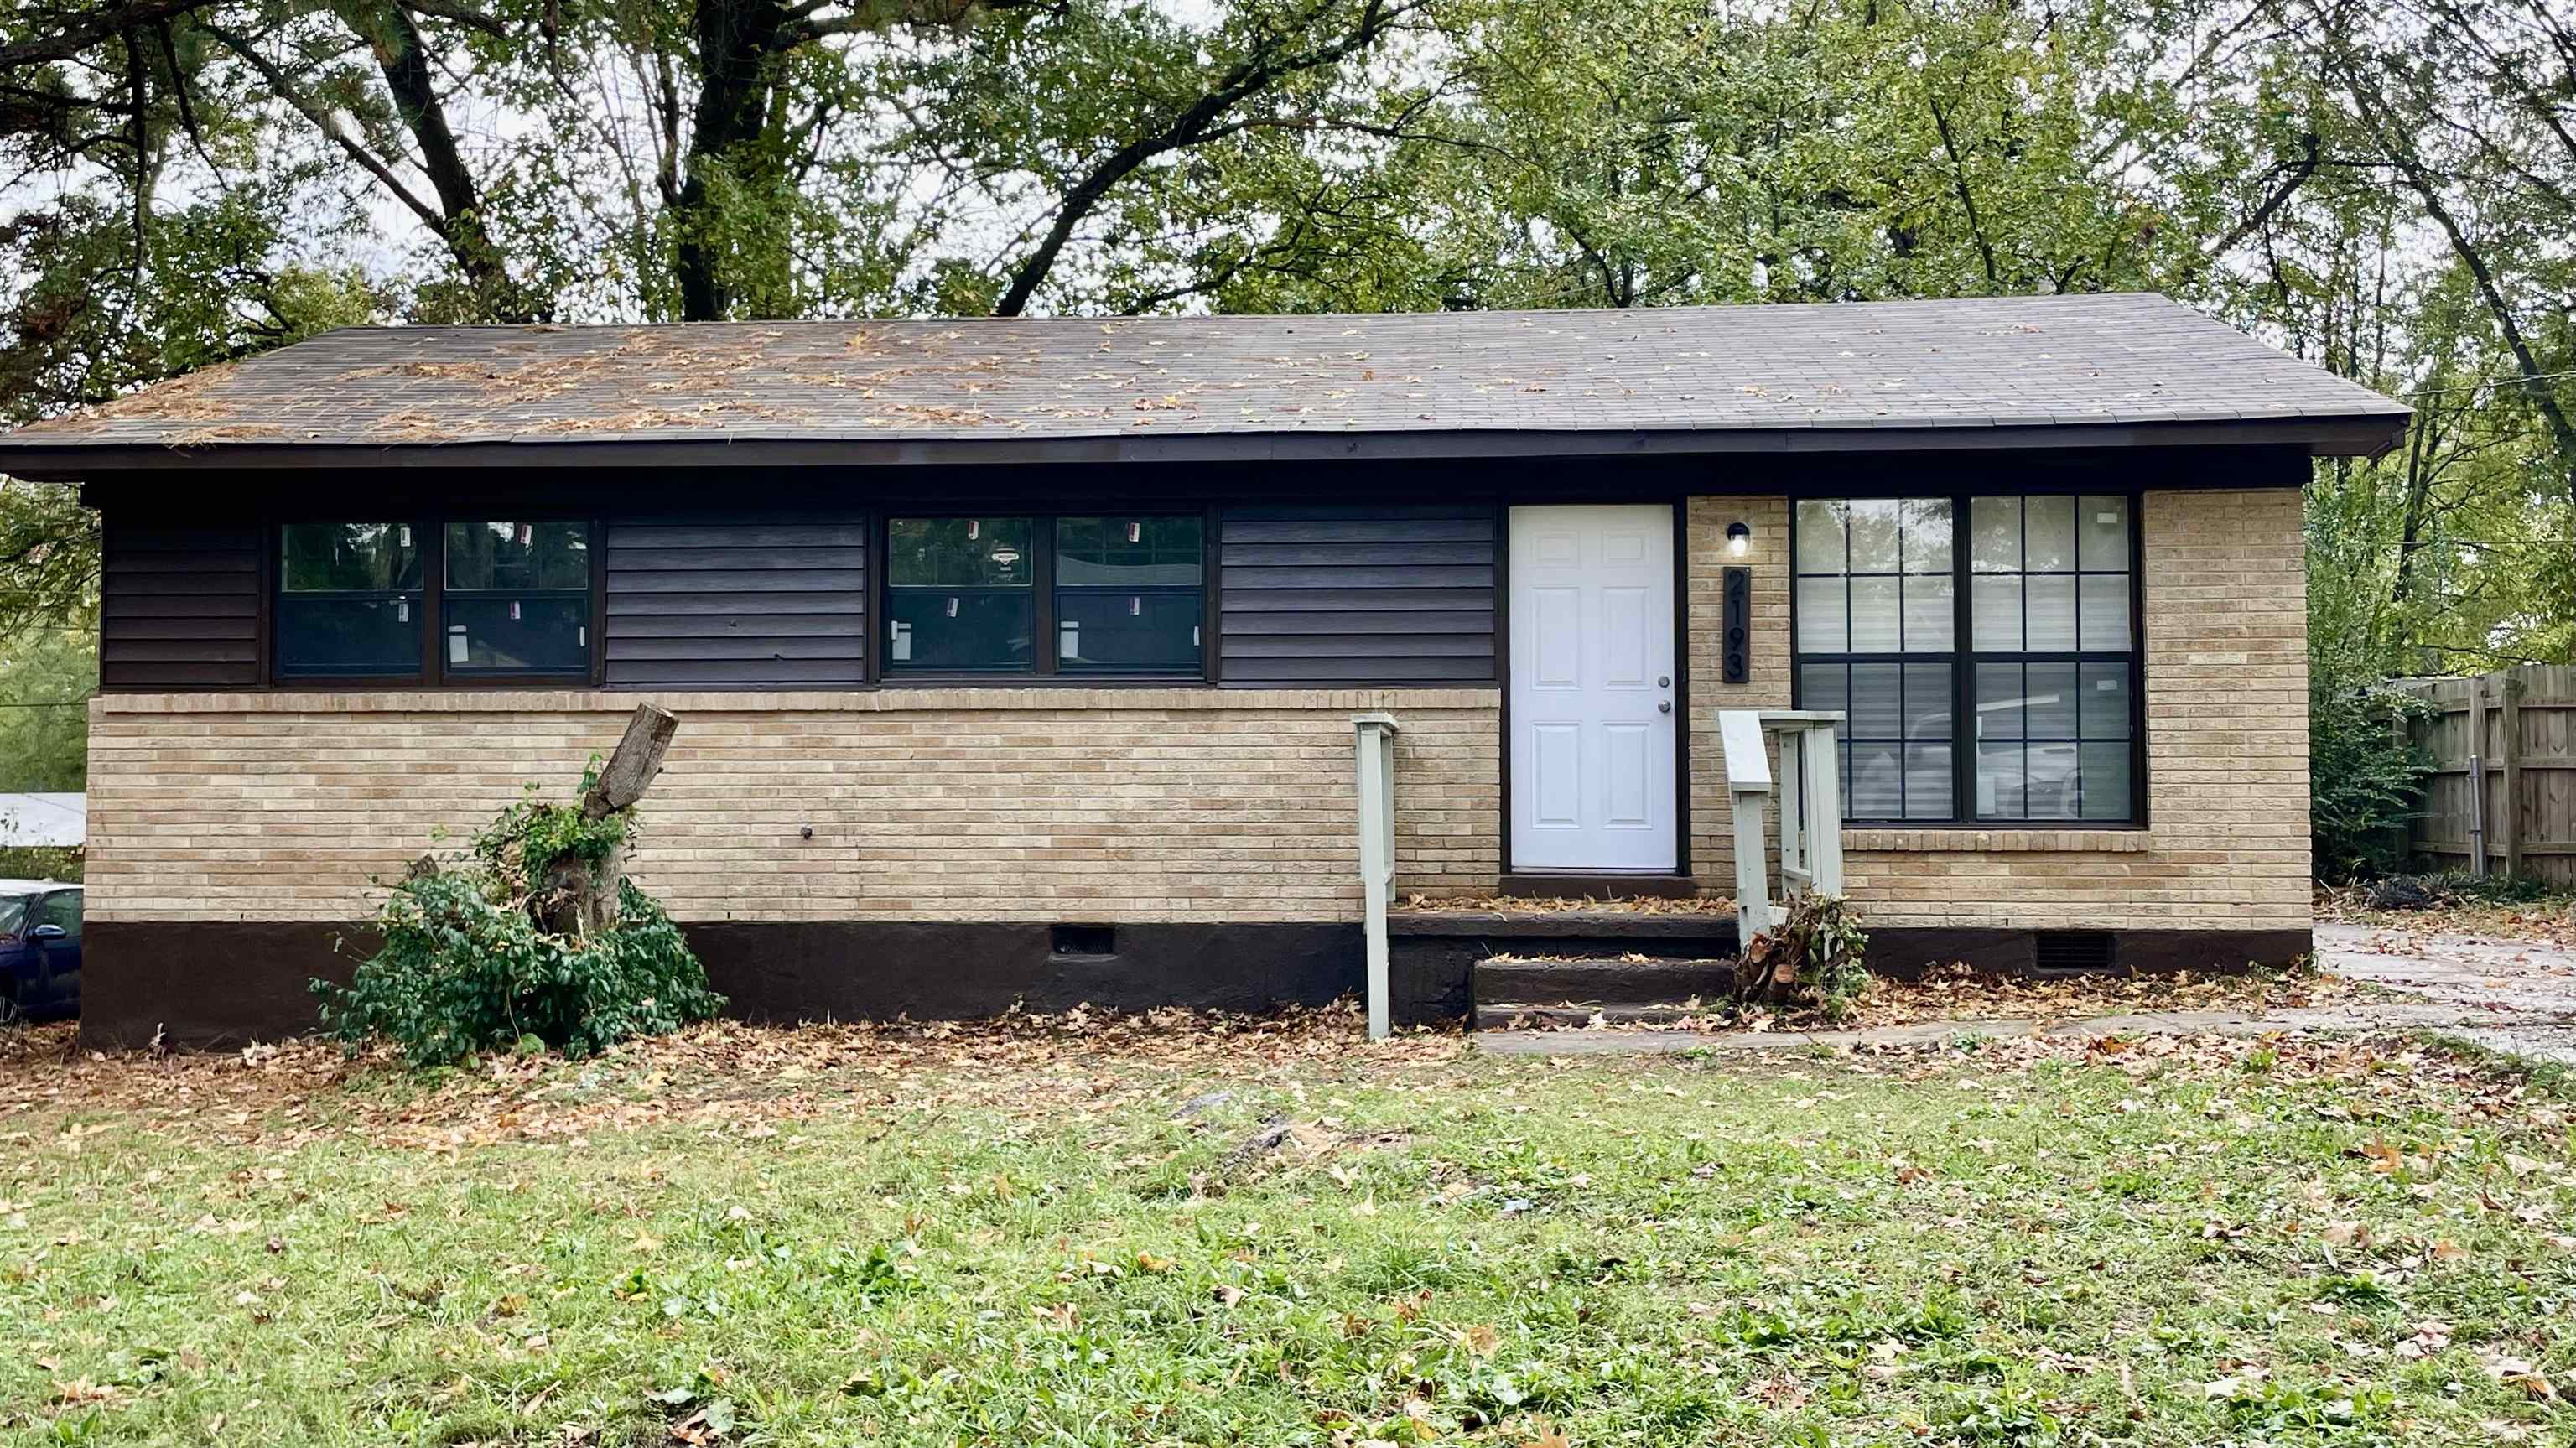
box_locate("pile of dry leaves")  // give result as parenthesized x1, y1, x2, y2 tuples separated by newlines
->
(0, 1002, 1462, 1153)
(2318, 884, 2576, 949)
(1397, 893, 1739, 916)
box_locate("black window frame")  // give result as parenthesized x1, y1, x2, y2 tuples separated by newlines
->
(1790, 491, 2146, 828)
(878, 511, 1213, 682)
(269, 516, 604, 688)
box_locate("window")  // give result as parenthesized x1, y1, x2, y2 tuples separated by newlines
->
(278, 522, 423, 677)
(1967, 496, 2135, 821)
(886, 515, 1204, 677)
(1794, 500, 1955, 821)
(35, 890, 80, 937)
(276, 520, 594, 682)
(1793, 496, 2139, 824)
(444, 522, 591, 676)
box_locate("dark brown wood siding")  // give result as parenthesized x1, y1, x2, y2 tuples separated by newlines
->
(1216, 505, 1498, 685)
(602, 517, 867, 688)
(99, 520, 262, 690)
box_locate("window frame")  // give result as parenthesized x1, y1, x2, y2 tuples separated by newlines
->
(1789, 491, 2146, 828)
(875, 509, 1215, 683)
(35, 889, 81, 938)
(268, 516, 605, 689)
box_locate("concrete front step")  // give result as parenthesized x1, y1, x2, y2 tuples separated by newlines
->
(1473, 1001, 1731, 1030)
(1474, 954, 1738, 1008)
(1391, 910, 1737, 947)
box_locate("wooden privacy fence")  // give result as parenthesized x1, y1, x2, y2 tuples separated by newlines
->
(2397, 665, 2576, 886)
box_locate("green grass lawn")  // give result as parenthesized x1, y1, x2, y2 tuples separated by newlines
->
(4, 1017, 2573, 1446)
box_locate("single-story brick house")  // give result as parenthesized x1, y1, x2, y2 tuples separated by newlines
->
(0, 294, 2407, 1046)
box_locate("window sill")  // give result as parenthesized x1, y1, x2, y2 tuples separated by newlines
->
(1844, 828, 2153, 854)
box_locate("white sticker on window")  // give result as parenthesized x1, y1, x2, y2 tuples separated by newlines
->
(397, 600, 409, 624)
(890, 621, 911, 662)
(1060, 620, 1080, 659)
(448, 625, 468, 665)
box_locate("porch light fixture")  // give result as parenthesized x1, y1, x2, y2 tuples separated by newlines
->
(1726, 521, 1752, 557)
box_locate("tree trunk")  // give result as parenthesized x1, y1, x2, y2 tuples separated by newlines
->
(673, 0, 792, 320)
(537, 703, 679, 936)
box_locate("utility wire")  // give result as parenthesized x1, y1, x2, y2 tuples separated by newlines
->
(2402, 367, 2576, 397)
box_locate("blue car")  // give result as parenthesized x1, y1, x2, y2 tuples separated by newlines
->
(0, 880, 81, 1022)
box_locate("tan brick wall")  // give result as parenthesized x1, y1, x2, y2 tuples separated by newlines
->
(1685, 496, 1793, 890)
(92, 490, 2308, 935)
(86, 688, 1502, 924)
(1684, 488, 2310, 930)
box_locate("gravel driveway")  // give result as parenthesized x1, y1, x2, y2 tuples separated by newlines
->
(2314, 920, 2576, 1064)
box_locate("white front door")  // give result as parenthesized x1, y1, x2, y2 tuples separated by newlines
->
(1509, 505, 1678, 871)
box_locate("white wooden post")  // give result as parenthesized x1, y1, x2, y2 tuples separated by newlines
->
(1353, 713, 1400, 1041)
(1719, 710, 1774, 940)
(1777, 729, 1807, 893)
(1797, 719, 1843, 896)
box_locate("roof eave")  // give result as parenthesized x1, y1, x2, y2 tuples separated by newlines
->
(0, 413, 2411, 481)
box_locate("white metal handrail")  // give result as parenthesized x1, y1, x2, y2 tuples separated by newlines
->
(1719, 708, 1845, 940)
(1353, 712, 1400, 1041)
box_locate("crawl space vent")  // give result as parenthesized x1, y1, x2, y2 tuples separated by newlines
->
(1051, 924, 1116, 958)
(2033, 930, 2115, 973)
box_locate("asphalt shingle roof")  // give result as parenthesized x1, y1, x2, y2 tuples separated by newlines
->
(1, 293, 2407, 463)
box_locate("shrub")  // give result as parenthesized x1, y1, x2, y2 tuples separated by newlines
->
(315, 771, 722, 1065)
(2309, 666, 2433, 883)
(0, 845, 80, 881)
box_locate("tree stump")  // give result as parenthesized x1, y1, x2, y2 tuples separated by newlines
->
(535, 703, 678, 937)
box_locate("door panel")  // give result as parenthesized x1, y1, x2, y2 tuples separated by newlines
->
(1509, 505, 1678, 870)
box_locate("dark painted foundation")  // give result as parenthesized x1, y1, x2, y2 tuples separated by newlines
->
(1866, 926, 2314, 978)
(79, 918, 1472, 1050)
(78, 918, 2313, 1050)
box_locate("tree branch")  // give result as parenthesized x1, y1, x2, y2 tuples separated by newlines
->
(0, 0, 221, 72)
(992, 0, 1415, 316)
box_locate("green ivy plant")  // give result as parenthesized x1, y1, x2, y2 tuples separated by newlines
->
(314, 764, 722, 1066)
(479, 760, 631, 880)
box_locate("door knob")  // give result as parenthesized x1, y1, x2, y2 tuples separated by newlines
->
(1658, 701, 1673, 714)
(1658, 676, 1670, 688)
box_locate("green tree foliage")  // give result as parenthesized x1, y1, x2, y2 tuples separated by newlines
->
(0, 624, 96, 791)
(3, 0, 2573, 880)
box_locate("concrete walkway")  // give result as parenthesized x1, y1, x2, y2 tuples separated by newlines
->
(1479, 920, 2576, 1061)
